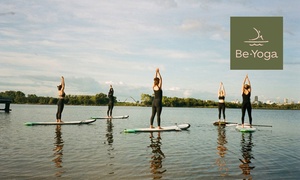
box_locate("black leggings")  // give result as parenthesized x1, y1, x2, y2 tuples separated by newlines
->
(107, 102, 114, 116)
(218, 103, 225, 119)
(241, 102, 252, 125)
(56, 99, 64, 119)
(150, 99, 162, 126)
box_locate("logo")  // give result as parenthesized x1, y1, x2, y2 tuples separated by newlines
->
(230, 17, 283, 70)
(244, 28, 268, 46)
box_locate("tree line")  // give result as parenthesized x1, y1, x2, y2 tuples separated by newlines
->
(140, 93, 300, 110)
(0, 90, 299, 110)
(0, 90, 115, 106)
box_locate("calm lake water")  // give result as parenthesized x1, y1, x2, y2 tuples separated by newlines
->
(0, 104, 299, 179)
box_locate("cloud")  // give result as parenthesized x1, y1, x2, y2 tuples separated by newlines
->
(154, 0, 177, 8)
(0, 12, 15, 16)
(0, 0, 299, 102)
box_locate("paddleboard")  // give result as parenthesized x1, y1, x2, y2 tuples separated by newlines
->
(124, 123, 190, 133)
(236, 125, 256, 132)
(91, 115, 129, 119)
(25, 119, 96, 126)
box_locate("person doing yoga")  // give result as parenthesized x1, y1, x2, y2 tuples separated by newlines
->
(56, 76, 65, 123)
(107, 85, 114, 117)
(150, 68, 163, 129)
(241, 74, 252, 128)
(218, 82, 226, 122)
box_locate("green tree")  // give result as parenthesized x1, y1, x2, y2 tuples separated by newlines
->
(141, 93, 152, 106)
(27, 94, 39, 104)
(95, 93, 108, 105)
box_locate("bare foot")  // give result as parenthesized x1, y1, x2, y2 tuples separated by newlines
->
(150, 125, 155, 129)
(242, 124, 244, 128)
(158, 126, 163, 129)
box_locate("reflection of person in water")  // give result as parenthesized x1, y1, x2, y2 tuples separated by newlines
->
(105, 119, 114, 175)
(239, 133, 255, 176)
(148, 132, 166, 179)
(53, 125, 64, 177)
(215, 125, 228, 176)
(106, 119, 114, 145)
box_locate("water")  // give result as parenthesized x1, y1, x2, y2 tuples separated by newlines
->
(0, 104, 299, 179)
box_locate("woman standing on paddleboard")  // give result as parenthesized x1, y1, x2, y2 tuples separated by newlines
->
(218, 82, 226, 122)
(107, 85, 114, 118)
(56, 76, 65, 123)
(150, 68, 163, 129)
(241, 74, 252, 127)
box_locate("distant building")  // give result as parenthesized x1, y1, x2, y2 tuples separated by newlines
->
(284, 98, 288, 104)
(231, 99, 240, 104)
(253, 96, 259, 104)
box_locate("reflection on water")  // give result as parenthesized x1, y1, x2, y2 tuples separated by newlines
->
(53, 125, 65, 177)
(148, 132, 166, 179)
(215, 125, 229, 176)
(239, 133, 255, 177)
(105, 119, 114, 175)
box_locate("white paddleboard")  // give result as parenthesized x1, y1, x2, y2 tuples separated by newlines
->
(124, 123, 190, 133)
(92, 115, 129, 119)
(25, 119, 96, 126)
(236, 125, 256, 132)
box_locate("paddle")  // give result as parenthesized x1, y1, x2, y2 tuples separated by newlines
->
(250, 124, 272, 127)
(226, 123, 272, 127)
(226, 123, 238, 127)
(237, 124, 272, 127)
(226, 122, 239, 124)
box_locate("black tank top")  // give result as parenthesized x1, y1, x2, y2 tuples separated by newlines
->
(242, 92, 251, 103)
(154, 89, 162, 100)
(218, 96, 225, 100)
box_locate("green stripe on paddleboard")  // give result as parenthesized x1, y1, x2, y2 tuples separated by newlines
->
(24, 122, 35, 126)
(124, 129, 136, 133)
(240, 129, 255, 132)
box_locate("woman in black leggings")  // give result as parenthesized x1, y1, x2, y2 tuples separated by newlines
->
(107, 85, 114, 117)
(56, 76, 65, 123)
(150, 68, 163, 129)
(218, 82, 226, 122)
(241, 74, 252, 127)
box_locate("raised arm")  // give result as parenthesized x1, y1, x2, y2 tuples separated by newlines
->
(241, 74, 251, 94)
(61, 76, 65, 91)
(218, 82, 226, 96)
(155, 68, 162, 89)
(247, 76, 251, 87)
(241, 75, 247, 94)
(222, 83, 226, 96)
(218, 82, 222, 96)
(246, 75, 251, 92)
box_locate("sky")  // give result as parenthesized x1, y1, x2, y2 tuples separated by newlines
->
(0, 0, 299, 103)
